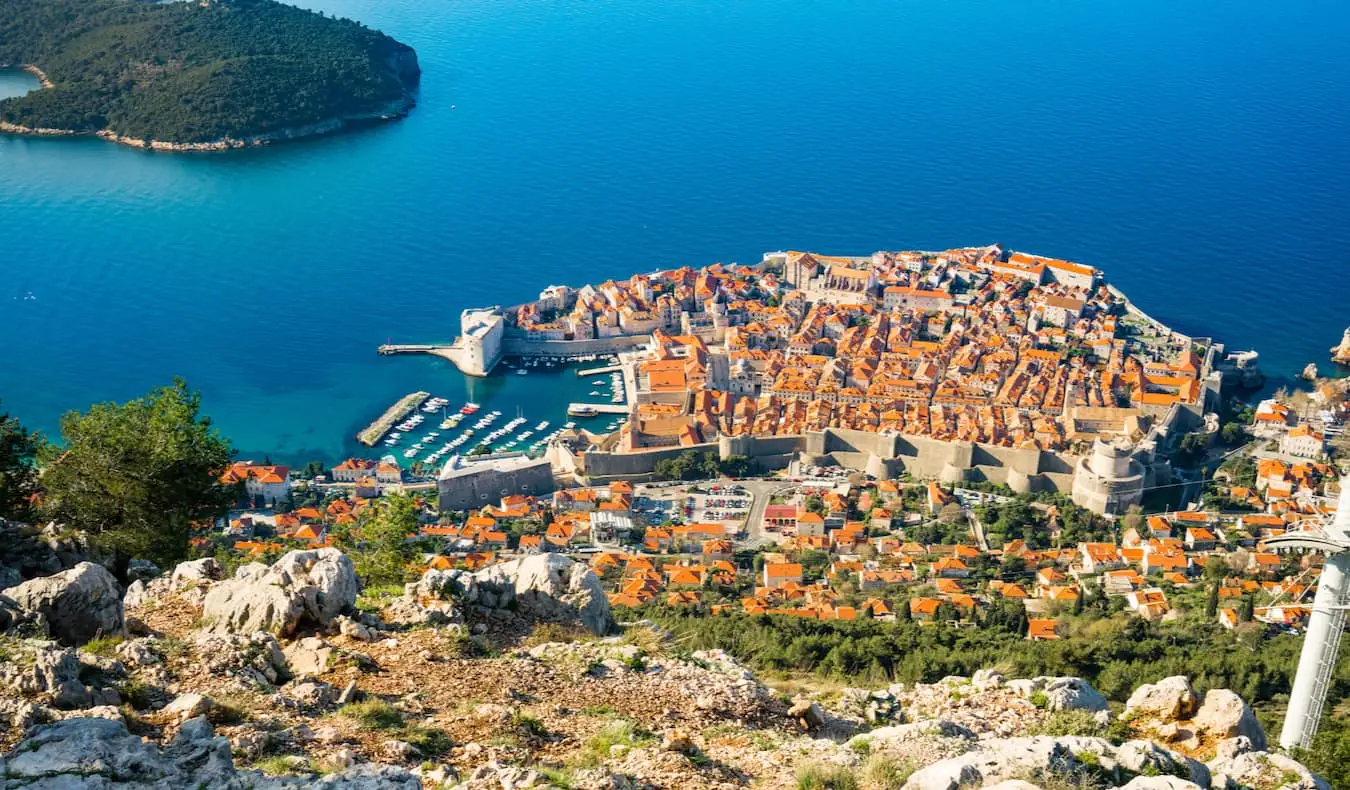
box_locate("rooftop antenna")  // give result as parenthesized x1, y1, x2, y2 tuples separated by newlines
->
(1266, 483, 1350, 751)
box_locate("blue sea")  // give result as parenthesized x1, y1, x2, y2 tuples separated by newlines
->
(2, 0, 1349, 465)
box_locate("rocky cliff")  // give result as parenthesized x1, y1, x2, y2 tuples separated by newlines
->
(0, 550, 1329, 790)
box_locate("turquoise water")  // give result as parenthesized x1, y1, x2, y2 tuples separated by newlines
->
(3, 0, 1349, 464)
(0, 69, 37, 100)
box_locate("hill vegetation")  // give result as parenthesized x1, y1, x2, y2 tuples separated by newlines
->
(0, 0, 419, 145)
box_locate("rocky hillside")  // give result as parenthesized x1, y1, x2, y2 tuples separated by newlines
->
(0, 548, 1330, 789)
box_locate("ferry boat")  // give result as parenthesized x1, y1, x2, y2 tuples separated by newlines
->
(568, 404, 599, 418)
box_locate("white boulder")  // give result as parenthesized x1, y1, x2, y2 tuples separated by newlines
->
(1042, 677, 1109, 714)
(1125, 676, 1198, 721)
(1, 562, 124, 646)
(1193, 689, 1266, 751)
(470, 554, 612, 635)
(201, 549, 358, 636)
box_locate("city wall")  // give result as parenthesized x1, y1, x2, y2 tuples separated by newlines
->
(580, 426, 1081, 494)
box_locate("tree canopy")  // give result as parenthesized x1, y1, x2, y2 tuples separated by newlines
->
(0, 0, 419, 143)
(39, 380, 237, 576)
(0, 403, 40, 521)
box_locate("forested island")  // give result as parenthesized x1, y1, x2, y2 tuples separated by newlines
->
(0, 0, 420, 149)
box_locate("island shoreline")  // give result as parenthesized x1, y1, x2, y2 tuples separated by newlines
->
(0, 94, 416, 152)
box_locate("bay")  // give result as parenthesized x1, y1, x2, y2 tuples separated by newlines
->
(2, 0, 1348, 464)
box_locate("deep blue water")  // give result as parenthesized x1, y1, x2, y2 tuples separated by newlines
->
(2, 0, 1349, 464)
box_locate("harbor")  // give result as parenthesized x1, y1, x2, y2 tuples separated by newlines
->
(355, 391, 429, 447)
(346, 355, 630, 472)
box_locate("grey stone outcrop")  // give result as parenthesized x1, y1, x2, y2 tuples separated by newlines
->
(384, 569, 465, 627)
(470, 553, 613, 635)
(1042, 677, 1109, 714)
(201, 549, 358, 636)
(1192, 689, 1266, 751)
(1, 562, 124, 646)
(1207, 749, 1330, 790)
(898, 735, 1211, 790)
(2, 716, 422, 788)
(1124, 676, 1198, 721)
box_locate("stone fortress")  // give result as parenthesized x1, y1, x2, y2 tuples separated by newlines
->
(430, 246, 1256, 515)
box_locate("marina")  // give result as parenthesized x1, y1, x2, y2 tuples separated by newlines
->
(356, 391, 430, 447)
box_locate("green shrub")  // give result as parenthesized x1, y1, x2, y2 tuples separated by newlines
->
(570, 719, 651, 769)
(513, 711, 549, 740)
(402, 724, 453, 757)
(795, 762, 858, 790)
(864, 756, 915, 790)
(1031, 710, 1106, 738)
(81, 635, 124, 657)
(340, 699, 404, 730)
(1029, 690, 1050, 709)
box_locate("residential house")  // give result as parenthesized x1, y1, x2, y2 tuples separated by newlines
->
(1125, 587, 1170, 619)
(763, 562, 803, 589)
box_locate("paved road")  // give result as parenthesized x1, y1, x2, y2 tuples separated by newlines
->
(738, 479, 800, 546)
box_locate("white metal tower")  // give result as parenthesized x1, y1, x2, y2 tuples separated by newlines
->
(1267, 482, 1350, 751)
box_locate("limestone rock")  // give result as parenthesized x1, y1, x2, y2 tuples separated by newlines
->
(902, 735, 1116, 790)
(2, 562, 124, 646)
(3, 715, 423, 789)
(0, 643, 105, 710)
(171, 557, 221, 584)
(788, 698, 826, 731)
(1042, 676, 1109, 714)
(1125, 676, 1198, 721)
(116, 638, 160, 666)
(194, 630, 290, 687)
(1115, 740, 1209, 786)
(1120, 778, 1203, 790)
(1207, 749, 1330, 790)
(285, 636, 336, 676)
(286, 680, 337, 707)
(165, 693, 213, 722)
(201, 548, 358, 636)
(470, 554, 613, 635)
(383, 571, 464, 627)
(1193, 689, 1266, 750)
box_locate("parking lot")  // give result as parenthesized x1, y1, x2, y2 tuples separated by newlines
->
(683, 484, 750, 525)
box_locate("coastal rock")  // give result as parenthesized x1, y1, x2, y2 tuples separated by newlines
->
(1, 562, 124, 646)
(1332, 327, 1350, 365)
(201, 548, 358, 636)
(470, 554, 612, 635)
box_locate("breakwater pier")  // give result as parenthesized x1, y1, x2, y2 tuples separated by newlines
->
(357, 391, 429, 447)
